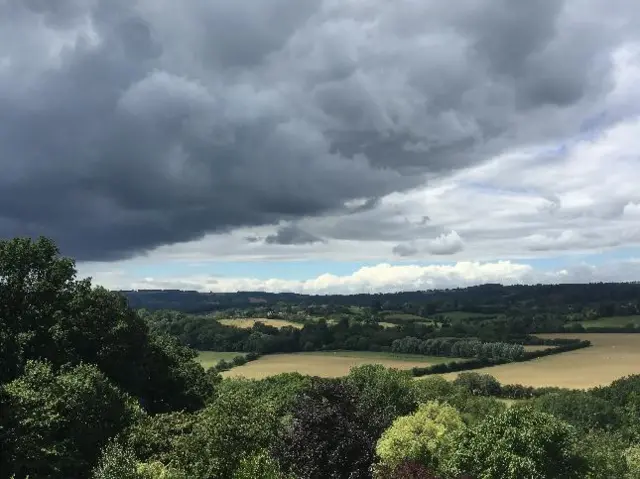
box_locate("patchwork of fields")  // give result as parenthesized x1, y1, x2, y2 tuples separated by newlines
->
(217, 351, 457, 379)
(217, 318, 303, 329)
(441, 333, 640, 389)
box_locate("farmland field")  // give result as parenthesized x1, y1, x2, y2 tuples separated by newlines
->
(217, 318, 303, 329)
(382, 312, 424, 321)
(221, 351, 459, 379)
(438, 311, 494, 320)
(197, 351, 245, 368)
(440, 334, 640, 389)
(579, 315, 640, 328)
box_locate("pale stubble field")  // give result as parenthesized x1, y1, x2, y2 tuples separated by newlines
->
(441, 333, 640, 389)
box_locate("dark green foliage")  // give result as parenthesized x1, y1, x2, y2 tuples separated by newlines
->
(121, 283, 640, 321)
(577, 432, 630, 479)
(167, 383, 281, 478)
(0, 237, 214, 414)
(345, 364, 418, 438)
(124, 411, 196, 465)
(447, 393, 507, 426)
(274, 378, 376, 479)
(453, 372, 502, 396)
(392, 337, 524, 360)
(2, 361, 141, 479)
(531, 390, 622, 432)
(232, 450, 291, 479)
(412, 376, 459, 403)
(593, 375, 640, 442)
(373, 461, 443, 479)
(215, 372, 313, 418)
(450, 406, 589, 479)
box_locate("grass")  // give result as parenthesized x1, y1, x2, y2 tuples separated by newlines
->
(221, 351, 459, 379)
(439, 333, 640, 389)
(197, 351, 245, 369)
(217, 318, 303, 329)
(578, 315, 640, 329)
(383, 312, 424, 321)
(379, 322, 399, 328)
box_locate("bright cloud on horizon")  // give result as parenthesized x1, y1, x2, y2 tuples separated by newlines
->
(2, 1, 640, 293)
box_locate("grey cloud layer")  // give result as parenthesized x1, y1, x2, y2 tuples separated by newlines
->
(1, 0, 637, 260)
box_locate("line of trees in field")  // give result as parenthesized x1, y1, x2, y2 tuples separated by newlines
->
(209, 352, 262, 373)
(410, 339, 591, 379)
(141, 308, 561, 356)
(2, 237, 640, 479)
(391, 337, 525, 361)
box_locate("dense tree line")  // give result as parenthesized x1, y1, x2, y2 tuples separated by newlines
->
(120, 282, 640, 320)
(3, 237, 640, 478)
(391, 337, 525, 361)
(142, 311, 441, 354)
(410, 340, 591, 379)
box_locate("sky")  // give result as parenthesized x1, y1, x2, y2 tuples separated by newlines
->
(2, 0, 640, 294)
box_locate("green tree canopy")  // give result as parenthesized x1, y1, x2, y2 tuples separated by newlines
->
(375, 401, 466, 475)
(2, 361, 141, 479)
(450, 406, 588, 479)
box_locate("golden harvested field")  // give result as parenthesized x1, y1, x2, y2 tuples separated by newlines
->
(222, 351, 455, 379)
(217, 318, 303, 329)
(440, 334, 640, 389)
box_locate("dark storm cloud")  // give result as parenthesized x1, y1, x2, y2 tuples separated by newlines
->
(265, 225, 323, 245)
(392, 244, 418, 258)
(0, 0, 637, 260)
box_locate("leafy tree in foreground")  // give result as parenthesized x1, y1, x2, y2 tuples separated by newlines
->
(450, 406, 588, 479)
(168, 383, 281, 478)
(531, 390, 622, 432)
(232, 450, 291, 479)
(453, 372, 502, 397)
(274, 378, 375, 479)
(626, 445, 640, 479)
(375, 401, 466, 476)
(576, 432, 630, 479)
(92, 441, 140, 479)
(0, 236, 214, 413)
(124, 411, 196, 465)
(412, 376, 459, 403)
(345, 364, 417, 438)
(2, 361, 141, 479)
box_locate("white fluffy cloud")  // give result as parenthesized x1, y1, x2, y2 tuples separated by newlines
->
(81, 258, 640, 294)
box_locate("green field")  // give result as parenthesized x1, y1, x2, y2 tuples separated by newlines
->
(438, 311, 494, 320)
(578, 315, 640, 328)
(382, 312, 424, 320)
(222, 351, 459, 379)
(197, 351, 245, 368)
(378, 322, 399, 328)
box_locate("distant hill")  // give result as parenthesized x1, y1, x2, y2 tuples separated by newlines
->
(117, 282, 640, 315)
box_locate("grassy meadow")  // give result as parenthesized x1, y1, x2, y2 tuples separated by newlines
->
(440, 333, 640, 389)
(220, 351, 459, 379)
(197, 351, 246, 368)
(579, 315, 640, 328)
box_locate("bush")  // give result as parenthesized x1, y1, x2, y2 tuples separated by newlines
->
(453, 372, 502, 396)
(376, 401, 466, 475)
(450, 406, 589, 479)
